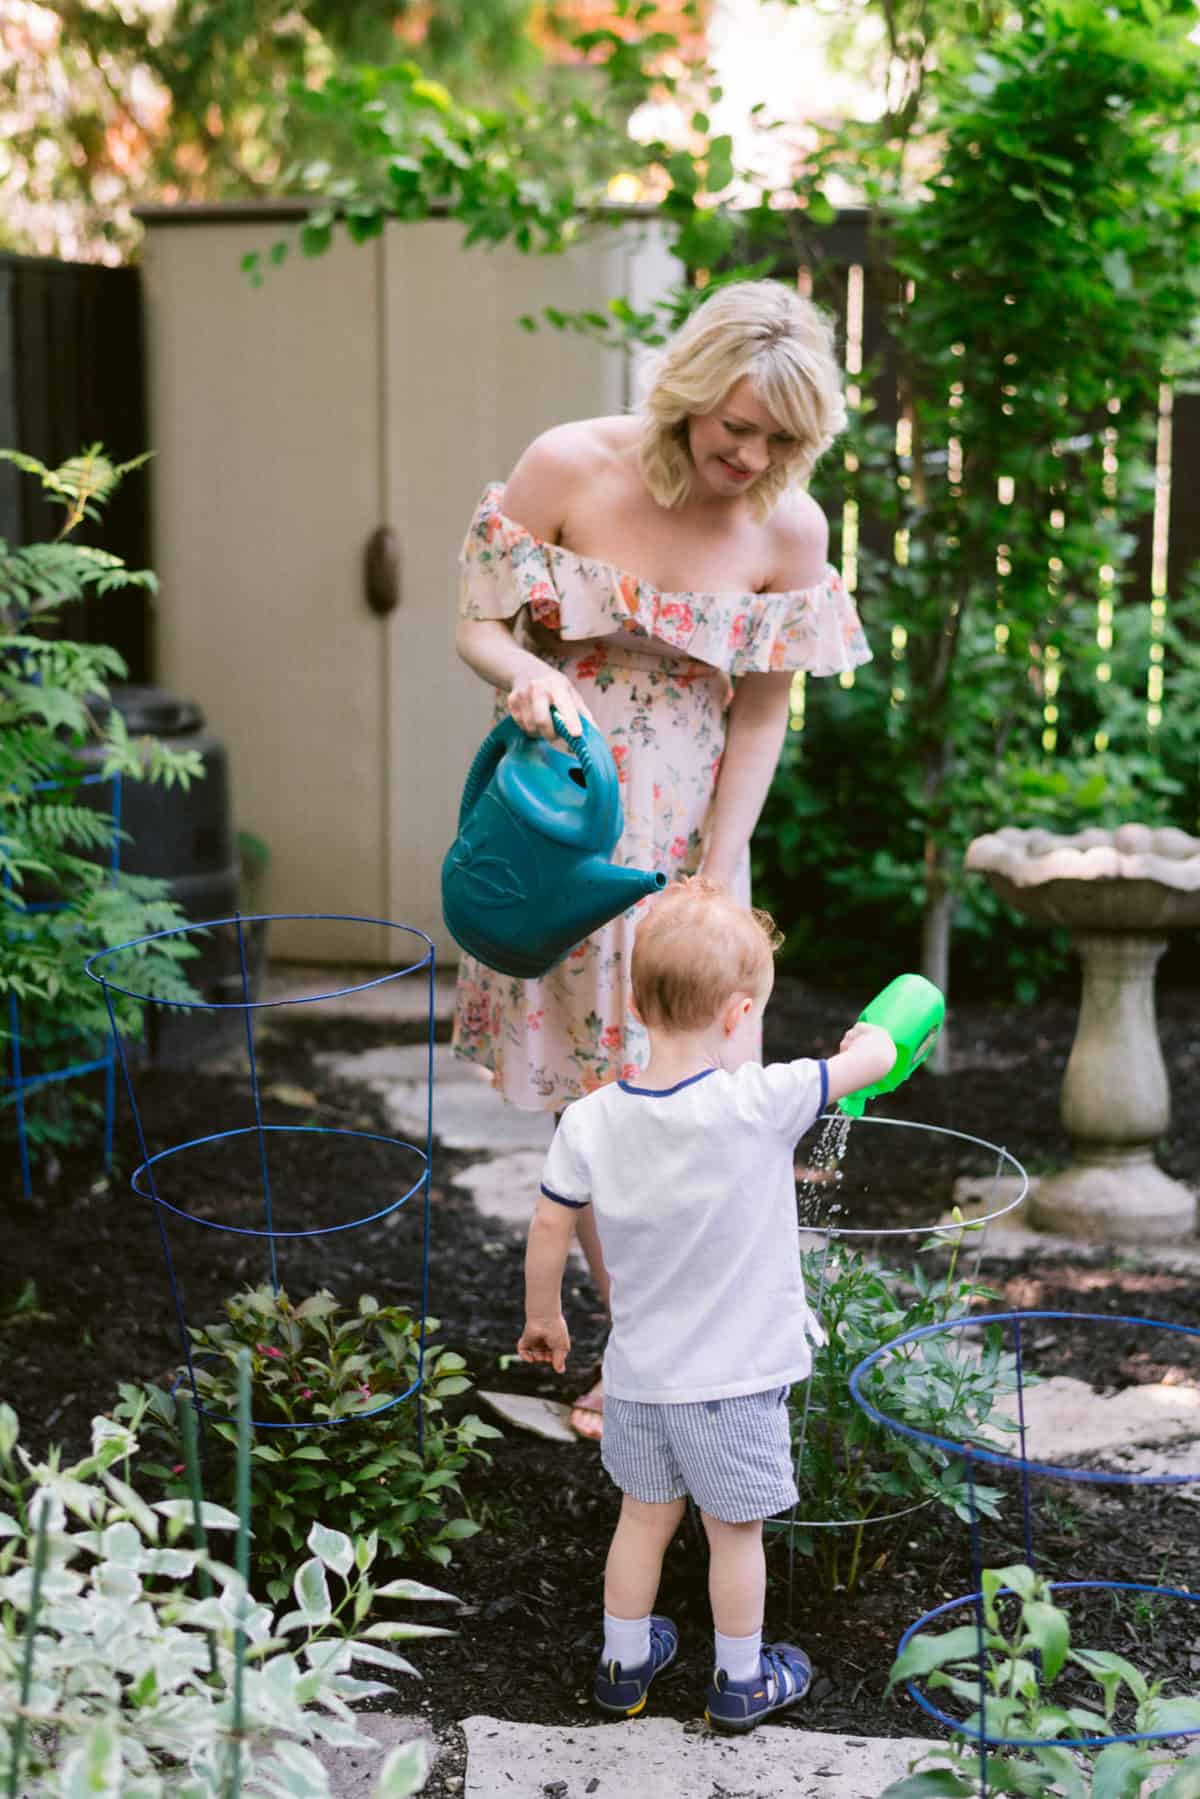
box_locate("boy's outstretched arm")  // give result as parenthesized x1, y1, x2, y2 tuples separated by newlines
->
(824, 1021, 897, 1104)
(517, 1193, 577, 1374)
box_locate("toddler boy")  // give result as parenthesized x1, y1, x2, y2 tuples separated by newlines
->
(517, 877, 896, 1731)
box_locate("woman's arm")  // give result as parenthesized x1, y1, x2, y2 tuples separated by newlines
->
(455, 426, 595, 739)
(700, 671, 793, 885)
(455, 617, 589, 738)
(701, 494, 830, 884)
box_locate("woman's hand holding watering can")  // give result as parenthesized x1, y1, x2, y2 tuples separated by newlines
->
(508, 668, 594, 742)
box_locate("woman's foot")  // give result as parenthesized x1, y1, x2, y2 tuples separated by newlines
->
(570, 1378, 604, 1442)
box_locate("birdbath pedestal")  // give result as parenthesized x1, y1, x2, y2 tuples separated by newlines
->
(965, 824, 1200, 1244)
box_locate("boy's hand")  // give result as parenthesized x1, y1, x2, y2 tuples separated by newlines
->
(517, 1315, 571, 1373)
(838, 1021, 895, 1060)
(824, 1021, 898, 1106)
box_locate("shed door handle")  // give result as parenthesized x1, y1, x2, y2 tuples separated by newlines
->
(364, 525, 400, 617)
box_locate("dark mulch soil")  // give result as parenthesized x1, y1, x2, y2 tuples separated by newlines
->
(4, 974, 1200, 1791)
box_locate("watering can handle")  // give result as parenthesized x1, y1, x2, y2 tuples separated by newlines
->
(459, 720, 512, 828)
(457, 708, 597, 830)
(549, 706, 597, 778)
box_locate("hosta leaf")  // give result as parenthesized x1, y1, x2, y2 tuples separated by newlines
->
(307, 1520, 353, 1576)
(155, 1499, 240, 1530)
(293, 1556, 332, 1623)
(344, 1641, 420, 1676)
(101, 1471, 160, 1541)
(374, 1577, 458, 1603)
(60, 1719, 122, 1798)
(361, 1620, 455, 1641)
(376, 1738, 433, 1798)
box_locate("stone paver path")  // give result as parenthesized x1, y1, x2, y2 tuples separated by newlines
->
(462, 1717, 941, 1798)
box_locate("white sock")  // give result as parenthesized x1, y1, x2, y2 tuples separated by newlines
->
(603, 1610, 651, 1670)
(715, 1627, 762, 1684)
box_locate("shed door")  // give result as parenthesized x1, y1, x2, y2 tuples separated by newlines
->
(145, 221, 392, 963)
(380, 220, 668, 958)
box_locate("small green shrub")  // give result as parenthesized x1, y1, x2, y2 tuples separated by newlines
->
(119, 1286, 501, 1599)
(881, 1563, 1200, 1797)
(0, 1399, 447, 1796)
(1, 447, 199, 1165)
(782, 1231, 1017, 1592)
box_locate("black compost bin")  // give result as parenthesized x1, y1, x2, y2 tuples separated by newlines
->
(80, 685, 266, 1064)
(84, 685, 238, 917)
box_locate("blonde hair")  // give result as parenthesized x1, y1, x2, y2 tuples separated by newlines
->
(639, 279, 847, 517)
(631, 876, 784, 1033)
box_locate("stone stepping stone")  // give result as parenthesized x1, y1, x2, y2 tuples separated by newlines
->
(478, 1391, 577, 1444)
(455, 1152, 544, 1228)
(263, 965, 457, 1022)
(463, 1716, 942, 1797)
(993, 1373, 1200, 1465)
(313, 1714, 432, 1798)
(314, 1045, 555, 1155)
(315, 1045, 470, 1085)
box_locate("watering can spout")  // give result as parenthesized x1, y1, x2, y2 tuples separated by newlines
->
(585, 861, 668, 917)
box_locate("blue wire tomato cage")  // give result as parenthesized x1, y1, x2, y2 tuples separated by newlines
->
(4, 770, 123, 1200)
(85, 912, 437, 1439)
(850, 1308, 1200, 1794)
(779, 1116, 1029, 1614)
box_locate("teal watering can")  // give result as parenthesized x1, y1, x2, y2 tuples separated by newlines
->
(442, 709, 666, 979)
(837, 973, 946, 1117)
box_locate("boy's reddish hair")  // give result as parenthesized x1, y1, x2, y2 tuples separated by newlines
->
(631, 876, 783, 1032)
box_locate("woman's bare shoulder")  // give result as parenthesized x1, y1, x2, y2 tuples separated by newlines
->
(764, 488, 830, 590)
(501, 417, 636, 541)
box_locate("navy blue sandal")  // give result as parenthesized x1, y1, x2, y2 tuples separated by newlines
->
(705, 1641, 812, 1732)
(593, 1615, 679, 1718)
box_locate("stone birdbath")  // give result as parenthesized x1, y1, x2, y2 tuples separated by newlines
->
(965, 823, 1200, 1243)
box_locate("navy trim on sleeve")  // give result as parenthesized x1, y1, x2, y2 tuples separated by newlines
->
(818, 1058, 829, 1117)
(618, 1067, 719, 1098)
(540, 1183, 589, 1209)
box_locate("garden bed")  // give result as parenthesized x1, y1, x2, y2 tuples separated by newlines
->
(4, 974, 1200, 1791)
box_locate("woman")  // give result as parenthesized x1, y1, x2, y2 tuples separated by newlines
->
(453, 277, 871, 1436)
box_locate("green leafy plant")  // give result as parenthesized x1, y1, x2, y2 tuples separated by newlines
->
(880, 1563, 1200, 1797)
(828, 1, 1200, 1001)
(1, 447, 199, 1166)
(118, 1286, 501, 1599)
(781, 1226, 1016, 1592)
(0, 1391, 447, 1796)
(279, 0, 1200, 1003)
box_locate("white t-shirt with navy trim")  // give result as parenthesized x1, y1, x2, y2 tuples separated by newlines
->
(541, 1058, 828, 1405)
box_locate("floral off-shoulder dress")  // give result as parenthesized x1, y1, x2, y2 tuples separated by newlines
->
(452, 483, 872, 1111)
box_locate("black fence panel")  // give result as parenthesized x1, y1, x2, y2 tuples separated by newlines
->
(0, 252, 150, 679)
(759, 212, 1199, 678)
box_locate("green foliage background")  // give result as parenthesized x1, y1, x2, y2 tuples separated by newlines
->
(1, 450, 197, 1166)
(13, 0, 1200, 999)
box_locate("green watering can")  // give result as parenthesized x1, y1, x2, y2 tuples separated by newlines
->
(838, 973, 946, 1117)
(442, 709, 666, 979)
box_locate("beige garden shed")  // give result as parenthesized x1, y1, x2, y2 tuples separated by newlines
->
(138, 204, 671, 964)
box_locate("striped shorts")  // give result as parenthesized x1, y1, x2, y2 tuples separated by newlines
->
(601, 1386, 799, 1524)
